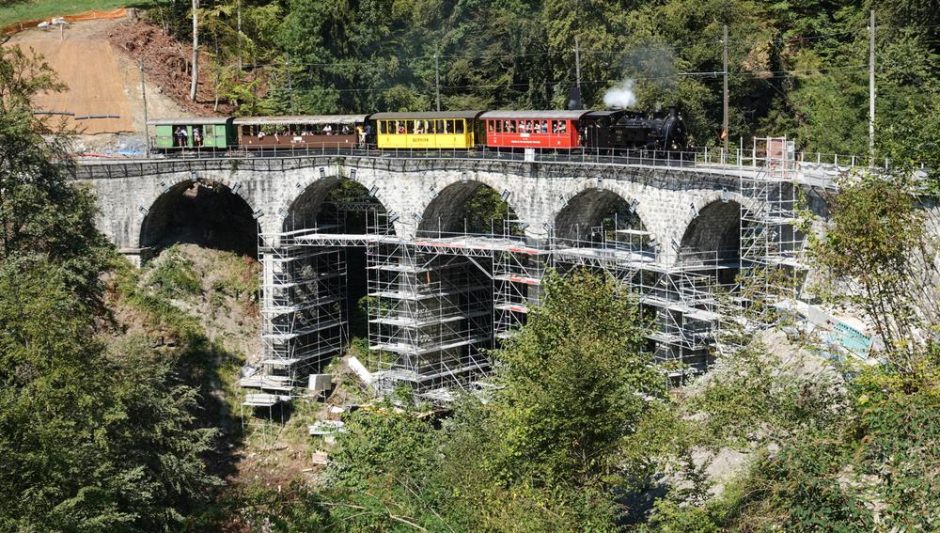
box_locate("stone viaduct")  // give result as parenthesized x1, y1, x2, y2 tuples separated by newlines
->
(75, 155, 763, 266)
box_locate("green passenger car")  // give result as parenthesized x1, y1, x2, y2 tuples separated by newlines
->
(148, 118, 235, 151)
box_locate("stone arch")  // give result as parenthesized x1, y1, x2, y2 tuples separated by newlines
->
(417, 180, 520, 236)
(285, 176, 394, 235)
(678, 199, 742, 285)
(553, 187, 650, 245)
(139, 178, 260, 257)
(284, 176, 395, 339)
(679, 199, 741, 256)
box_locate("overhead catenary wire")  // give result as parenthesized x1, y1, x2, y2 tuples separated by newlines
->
(251, 62, 885, 96)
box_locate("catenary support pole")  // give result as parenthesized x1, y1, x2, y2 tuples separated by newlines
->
(869, 9, 876, 159)
(574, 35, 582, 104)
(236, 0, 242, 71)
(140, 60, 150, 158)
(722, 24, 729, 156)
(435, 49, 441, 112)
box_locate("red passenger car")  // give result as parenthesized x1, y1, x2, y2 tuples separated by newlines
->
(480, 110, 588, 150)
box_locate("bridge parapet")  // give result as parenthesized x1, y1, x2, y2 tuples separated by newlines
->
(73, 153, 835, 266)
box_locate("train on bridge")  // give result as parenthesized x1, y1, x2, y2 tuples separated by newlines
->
(149, 108, 688, 155)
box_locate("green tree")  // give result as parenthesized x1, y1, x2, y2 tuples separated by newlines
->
(0, 46, 219, 530)
(0, 46, 110, 303)
(490, 269, 664, 487)
(810, 174, 933, 376)
(0, 260, 218, 531)
(286, 269, 665, 530)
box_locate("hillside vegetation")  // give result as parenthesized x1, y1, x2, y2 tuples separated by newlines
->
(3, 3, 940, 531)
(144, 0, 940, 160)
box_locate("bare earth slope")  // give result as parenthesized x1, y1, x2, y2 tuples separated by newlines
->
(4, 16, 222, 154)
(8, 19, 136, 134)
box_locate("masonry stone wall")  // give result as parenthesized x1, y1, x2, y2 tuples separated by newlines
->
(76, 156, 748, 265)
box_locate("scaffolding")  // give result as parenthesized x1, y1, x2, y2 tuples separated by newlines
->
(490, 220, 549, 339)
(241, 228, 347, 407)
(238, 150, 815, 399)
(367, 237, 493, 393)
(740, 137, 806, 319)
(243, 226, 743, 398)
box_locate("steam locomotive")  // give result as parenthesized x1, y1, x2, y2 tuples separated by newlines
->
(148, 107, 688, 154)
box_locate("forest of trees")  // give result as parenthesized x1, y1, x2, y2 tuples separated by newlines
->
(0, 46, 220, 530)
(3, 0, 940, 530)
(149, 0, 940, 157)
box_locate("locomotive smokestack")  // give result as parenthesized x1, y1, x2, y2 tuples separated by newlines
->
(567, 84, 582, 110)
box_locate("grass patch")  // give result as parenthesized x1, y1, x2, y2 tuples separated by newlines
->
(0, 0, 155, 30)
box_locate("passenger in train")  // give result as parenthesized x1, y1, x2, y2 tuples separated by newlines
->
(175, 126, 188, 147)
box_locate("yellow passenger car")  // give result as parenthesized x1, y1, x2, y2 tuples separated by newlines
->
(371, 111, 482, 149)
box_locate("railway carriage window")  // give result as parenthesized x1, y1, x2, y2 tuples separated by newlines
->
(242, 125, 251, 136)
(455, 120, 464, 134)
(495, 120, 502, 133)
(488, 121, 495, 133)
(406, 121, 414, 134)
(379, 121, 387, 134)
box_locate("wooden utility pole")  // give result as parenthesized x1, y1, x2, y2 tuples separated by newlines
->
(236, 0, 242, 71)
(190, 0, 199, 101)
(869, 9, 876, 158)
(574, 35, 582, 103)
(140, 60, 150, 157)
(722, 24, 729, 155)
(435, 49, 441, 112)
(287, 52, 295, 114)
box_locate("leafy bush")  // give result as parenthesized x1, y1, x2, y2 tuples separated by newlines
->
(148, 247, 202, 299)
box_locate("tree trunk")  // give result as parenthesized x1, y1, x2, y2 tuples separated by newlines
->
(189, 0, 199, 101)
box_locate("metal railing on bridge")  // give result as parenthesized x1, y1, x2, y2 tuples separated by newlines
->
(73, 142, 892, 182)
